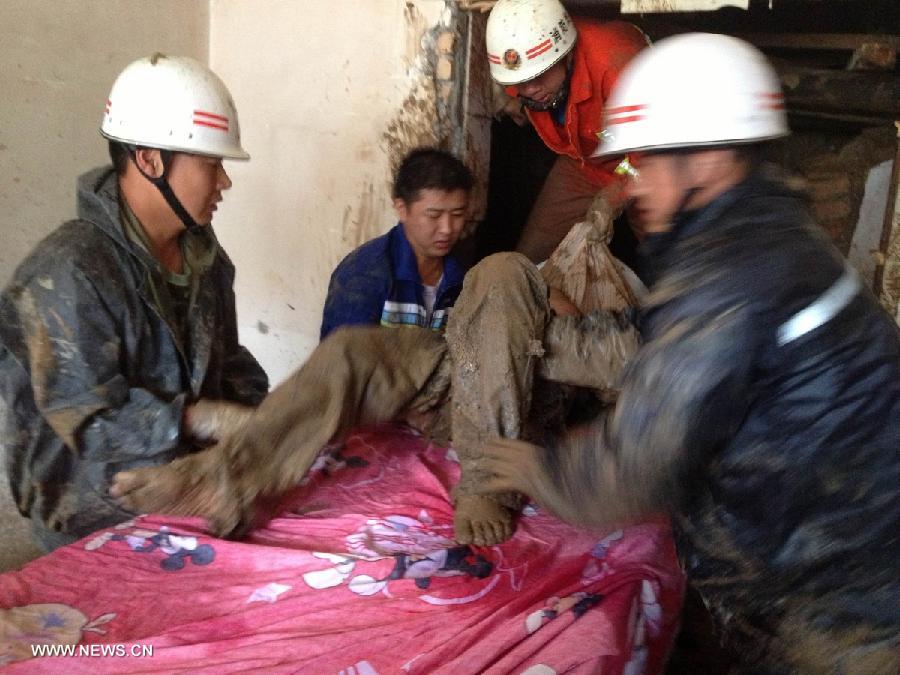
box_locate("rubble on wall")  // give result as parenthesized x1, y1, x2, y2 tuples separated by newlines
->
(784, 127, 894, 257)
(382, 2, 464, 177)
(382, 1, 490, 234)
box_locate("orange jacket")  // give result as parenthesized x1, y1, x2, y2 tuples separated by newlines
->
(506, 19, 648, 186)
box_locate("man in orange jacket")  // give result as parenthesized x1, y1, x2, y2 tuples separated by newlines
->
(486, 0, 648, 263)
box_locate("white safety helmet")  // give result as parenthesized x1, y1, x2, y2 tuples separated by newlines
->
(101, 54, 249, 160)
(594, 33, 788, 158)
(486, 0, 577, 86)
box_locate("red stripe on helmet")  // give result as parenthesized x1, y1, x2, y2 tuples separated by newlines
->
(606, 114, 645, 125)
(193, 120, 229, 131)
(526, 39, 552, 55)
(527, 44, 553, 60)
(487, 53, 501, 63)
(194, 110, 229, 123)
(757, 92, 785, 110)
(605, 104, 646, 115)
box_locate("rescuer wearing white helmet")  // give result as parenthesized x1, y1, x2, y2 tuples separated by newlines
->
(486, 0, 648, 263)
(483, 33, 900, 672)
(0, 54, 268, 551)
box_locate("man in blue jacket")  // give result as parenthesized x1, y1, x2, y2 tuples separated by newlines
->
(320, 148, 473, 339)
(482, 34, 900, 672)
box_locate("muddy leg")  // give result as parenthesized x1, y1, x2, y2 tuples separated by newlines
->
(446, 252, 551, 546)
(112, 326, 450, 537)
(111, 444, 250, 536)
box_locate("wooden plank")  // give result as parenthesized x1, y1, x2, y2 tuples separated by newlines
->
(777, 64, 900, 118)
(739, 32, 900, 52)
(874, 122, 900, 305)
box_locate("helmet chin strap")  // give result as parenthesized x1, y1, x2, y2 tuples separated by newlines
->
(520, 85, 568, 112)
(128, 146, 203, 234)
(671, 153, 702, 221)
(518, 57, 573, 112)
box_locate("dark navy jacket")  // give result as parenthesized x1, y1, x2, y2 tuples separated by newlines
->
(320, 223, 466, 339)
(538, 167, 899, 664)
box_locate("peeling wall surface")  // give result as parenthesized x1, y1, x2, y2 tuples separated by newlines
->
(0, 0, 208, 287)
(210, 0, 466, 384)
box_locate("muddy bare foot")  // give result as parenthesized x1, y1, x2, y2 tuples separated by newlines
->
(454, 494, 516, 546)
(110, 450, 250, 538)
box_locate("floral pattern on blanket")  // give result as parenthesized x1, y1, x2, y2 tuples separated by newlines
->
(0, 425, 684, 673)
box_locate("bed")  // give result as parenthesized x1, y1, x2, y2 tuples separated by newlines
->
(0, 424, 684, 673)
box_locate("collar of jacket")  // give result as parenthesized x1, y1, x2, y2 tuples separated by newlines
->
(637, 165, 795, 288)
(568, 39, 594, 109)
(75, 166, 224, 389)
(388, 222, 465, 292)
(76, 166, 220, 276)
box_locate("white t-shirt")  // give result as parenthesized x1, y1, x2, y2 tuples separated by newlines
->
(422, 277, 441, 323)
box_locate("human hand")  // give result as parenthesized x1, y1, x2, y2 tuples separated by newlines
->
(184, 400, 254, 442)
(548, 286, 581, 317)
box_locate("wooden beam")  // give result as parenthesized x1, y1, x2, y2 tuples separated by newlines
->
(737, 33, 900, 52)
(776, 64, 900, 118)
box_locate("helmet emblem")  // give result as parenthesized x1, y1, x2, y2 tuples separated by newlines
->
(503, 49, 521, 70)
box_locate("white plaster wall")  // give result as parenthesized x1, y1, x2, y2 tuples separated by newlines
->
(210, 0, 451, 384)
(0, 0, 209, 287)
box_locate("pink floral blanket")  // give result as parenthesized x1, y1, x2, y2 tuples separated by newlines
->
(0, 425, 684, 673)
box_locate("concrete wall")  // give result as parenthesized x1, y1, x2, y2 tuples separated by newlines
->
(1, 0, 481, 387)
(0, 0, 208, 286)
(209, 0, 471, 384)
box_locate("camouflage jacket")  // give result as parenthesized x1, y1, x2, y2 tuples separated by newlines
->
(0, 167, 268, 544)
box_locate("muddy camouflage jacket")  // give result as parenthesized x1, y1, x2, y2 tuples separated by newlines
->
(543, 168, 900, 665)
(0, 167, 268, 543)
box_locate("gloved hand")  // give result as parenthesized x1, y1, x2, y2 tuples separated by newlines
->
(585, 178, 629, 244)
(183, 399, 255, 443)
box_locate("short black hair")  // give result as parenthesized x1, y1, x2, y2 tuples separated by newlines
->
(108, 140, 131, 176)
(392, 148, 474, 203)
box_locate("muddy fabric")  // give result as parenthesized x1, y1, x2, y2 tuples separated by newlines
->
(446, 252, 639, 504)
(117, 326, 452, 537)
(113, 253, 640, 541)
(0, 166, 268, 548)
(445, 253, 551, 507)
(541, 219, 645, 314)
(539, 312, 638, 392)
(498, 167, 900, 671)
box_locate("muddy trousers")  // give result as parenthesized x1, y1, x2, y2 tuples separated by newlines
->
(516, 155, 602, 264)
(204, 253, 637, 533)
(445, 252, 638, 507)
